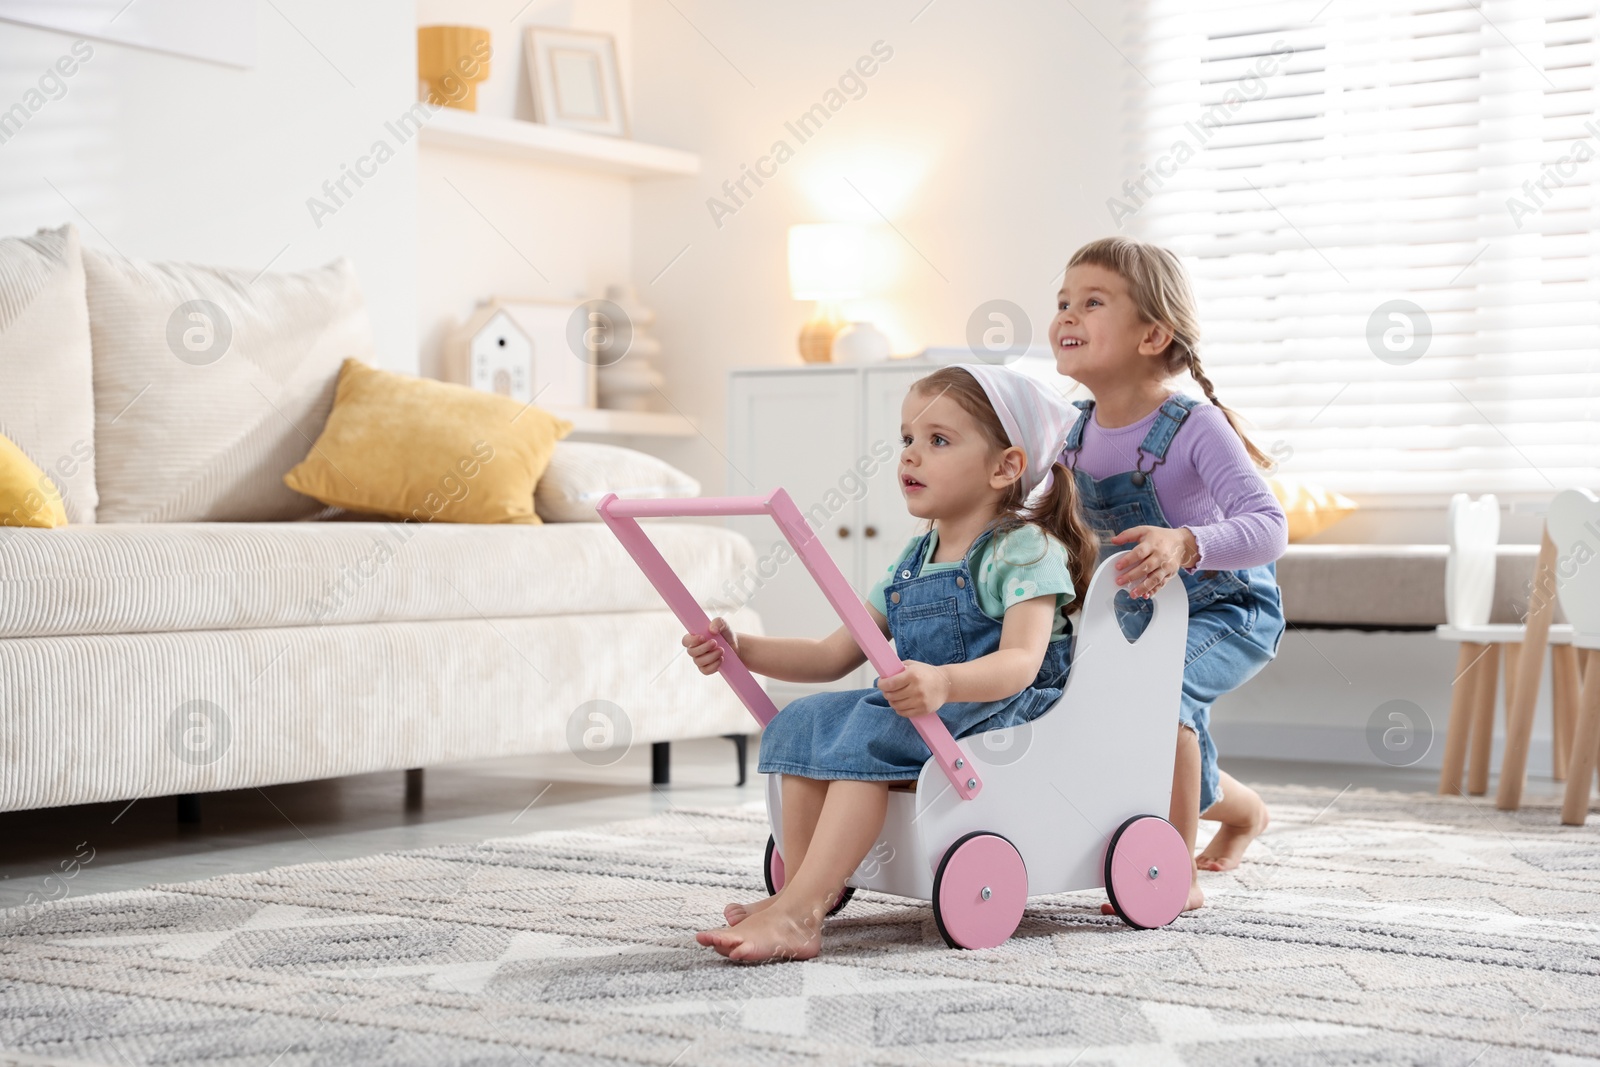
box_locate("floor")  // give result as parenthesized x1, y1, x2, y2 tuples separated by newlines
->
(0, 737, 1573, 912)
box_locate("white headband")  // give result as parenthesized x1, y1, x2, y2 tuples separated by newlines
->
(951, 363, 1077, 499)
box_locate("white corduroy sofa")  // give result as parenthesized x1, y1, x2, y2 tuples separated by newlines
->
(0, 224, 763, 815)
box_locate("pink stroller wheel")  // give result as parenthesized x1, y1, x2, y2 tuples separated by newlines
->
(763, 835, 855, 917)
(932, 831, 1028, 949)
(1103, 814, 1189, 929)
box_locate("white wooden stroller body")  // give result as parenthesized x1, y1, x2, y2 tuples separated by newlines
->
(600, 487, 1191, 948)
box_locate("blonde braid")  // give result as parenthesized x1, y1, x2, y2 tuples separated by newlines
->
(1186, 350, 1272, 470)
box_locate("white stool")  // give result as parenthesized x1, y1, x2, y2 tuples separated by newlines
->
(1435, 494, 1575, 801)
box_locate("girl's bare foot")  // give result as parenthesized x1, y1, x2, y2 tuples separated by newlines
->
(724, 892, 780, 925)
(1100, 881, 1204, 917)
(696, 902, 821, 962)
(1196, 803, 1269, 871)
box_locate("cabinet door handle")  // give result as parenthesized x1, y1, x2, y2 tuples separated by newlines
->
(864, 525, 878, 538)
(837, 525, 850, 538)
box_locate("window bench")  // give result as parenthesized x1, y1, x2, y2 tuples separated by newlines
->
(1275, 543, 1554, 631)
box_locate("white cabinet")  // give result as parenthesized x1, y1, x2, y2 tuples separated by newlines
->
(726, 361, 938, 705)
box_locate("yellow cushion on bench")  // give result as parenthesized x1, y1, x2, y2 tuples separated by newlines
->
(1268, 475, 1358, 542)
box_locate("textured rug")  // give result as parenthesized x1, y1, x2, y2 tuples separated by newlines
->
(2, 783, 1598, 1066)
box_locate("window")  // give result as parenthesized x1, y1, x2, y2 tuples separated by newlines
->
(1121, 0, 1600, 503)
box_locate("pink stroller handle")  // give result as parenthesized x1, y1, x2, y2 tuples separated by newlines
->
(597, 488, 983, 801)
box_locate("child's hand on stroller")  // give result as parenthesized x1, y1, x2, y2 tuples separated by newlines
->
(683, 617, 738, 675)
(877, 661, 951, 718)
(1110, 525, 1198, 598)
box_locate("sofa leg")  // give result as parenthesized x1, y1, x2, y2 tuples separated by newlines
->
(177, 794, 201, 824)
(651, 742, 670, 786)
(722, 733, 748, 787)
(405, 768, 424, 811)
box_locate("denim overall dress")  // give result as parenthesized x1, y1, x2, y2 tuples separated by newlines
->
(1060, 393, 1285, 814)
(757, 524, 1076, 781)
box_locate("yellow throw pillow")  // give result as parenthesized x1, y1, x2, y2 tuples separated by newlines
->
(1268, 475, 1358, 541)
(283, 358, 573, 524)
(0, 431, 69, 529)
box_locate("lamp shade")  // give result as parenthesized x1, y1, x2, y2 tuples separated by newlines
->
(788, 224, 865, 301)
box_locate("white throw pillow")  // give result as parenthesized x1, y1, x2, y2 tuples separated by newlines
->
(85, 248, 375, 522)
(0, 224, 97, 523)
(535, 441, 700, 522)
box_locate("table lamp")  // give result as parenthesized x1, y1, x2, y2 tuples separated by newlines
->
(788, 223, 865, 363)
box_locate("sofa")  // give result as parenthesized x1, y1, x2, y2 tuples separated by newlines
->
(0, 224, 764, 815)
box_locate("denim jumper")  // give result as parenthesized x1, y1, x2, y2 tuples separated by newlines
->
(1060, 393, 1285, 814)
(757, 524, 1076, 781)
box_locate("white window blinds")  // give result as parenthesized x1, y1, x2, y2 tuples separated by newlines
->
(1121, 0, 1600, 502)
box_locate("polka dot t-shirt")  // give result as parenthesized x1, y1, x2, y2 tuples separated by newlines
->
(867, 524, 1077, 642)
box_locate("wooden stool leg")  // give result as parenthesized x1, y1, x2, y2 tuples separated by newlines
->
(1560, 648, 1600, 825)
(1589, 651, 1600, 793)
(1551, 643, 1578, 781)
(1495, 639, 1524, 799)
(1499, 528, 1560, 811)
(1586, 651, 1598, 788)
(1581, 650, 1600, 793)
(1440, 643, 1484, 795)
(1502, 640, 1522, 736)
(1467, 644, 1501, 796)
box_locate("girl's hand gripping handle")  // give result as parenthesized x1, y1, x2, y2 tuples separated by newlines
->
(683, 617, 738, 676)
(875, 661, 982, 800)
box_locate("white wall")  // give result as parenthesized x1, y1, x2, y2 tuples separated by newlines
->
(628, 0, 1130, 494)
(413, 0, 635, 380)
(0, 3, 418, 367)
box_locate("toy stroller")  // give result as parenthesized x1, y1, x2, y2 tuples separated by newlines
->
(599, 487, 1191, 949)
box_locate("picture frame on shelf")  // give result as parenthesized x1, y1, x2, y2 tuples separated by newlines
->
(524, 27, 628, 138)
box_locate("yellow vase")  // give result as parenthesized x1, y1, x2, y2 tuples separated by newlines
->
(417, 26, 492, 111)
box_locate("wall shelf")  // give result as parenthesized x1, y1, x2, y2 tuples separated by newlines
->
(547, 406, 695, 436)
(419, 108, 700, 179)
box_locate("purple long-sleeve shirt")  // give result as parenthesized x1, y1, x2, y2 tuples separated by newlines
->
(1061, 395, 1288, 571)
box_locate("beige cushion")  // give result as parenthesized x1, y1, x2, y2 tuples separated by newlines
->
(0, 520, 756, 639)
(1275, 543, 1556, 628)
(0, 224, 97, 523)
(535, 441, 701, 522)
(84, 249, 374, 522)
